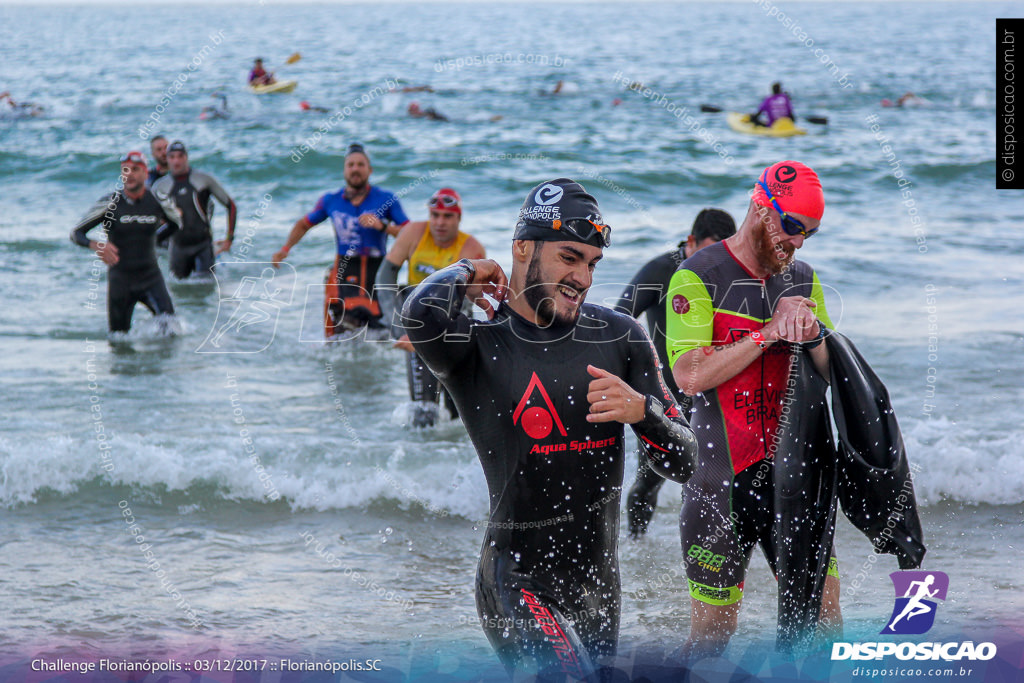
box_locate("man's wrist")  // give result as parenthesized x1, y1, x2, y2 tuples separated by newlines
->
(804, 323, 827, 349)
(457, 258, 477, 283)
(749, 330, 771, 349)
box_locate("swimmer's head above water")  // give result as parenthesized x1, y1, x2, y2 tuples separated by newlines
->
(510, 178, 610, 326)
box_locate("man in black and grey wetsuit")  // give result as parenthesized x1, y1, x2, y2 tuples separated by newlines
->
(71, 151, 181, 333)
(151, 140, 237, 279)
(403, 179, 698, 681)
(146, 135, 169, 188)
(613, 208, 736, 537)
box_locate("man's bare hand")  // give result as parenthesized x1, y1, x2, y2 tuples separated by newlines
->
(359, 213, 385, 231)
(763, 296, 820, 343)
(585, 365, 645, 424)
(92, 241, 119, 266)
(464, 259, 508, 320)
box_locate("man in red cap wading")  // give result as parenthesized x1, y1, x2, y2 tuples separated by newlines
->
(376, 188, 486, 427)
(666, 161, 842, 657)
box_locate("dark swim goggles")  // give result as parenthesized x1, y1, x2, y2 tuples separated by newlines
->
(756, 174, 818, 237)
(552, 218, 612, 247)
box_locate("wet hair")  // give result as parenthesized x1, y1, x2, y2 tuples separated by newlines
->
(150, 135, 166, 145)
(680, 208, 736, 247)
(772, 82, 782, 95)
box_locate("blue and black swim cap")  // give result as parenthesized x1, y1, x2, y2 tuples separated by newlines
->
(513, 178, 611, 248)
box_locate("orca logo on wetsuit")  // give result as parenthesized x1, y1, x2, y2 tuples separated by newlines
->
(535, 184, 564, 206)
(513, 372, 568, 440)
(774, 165, 798, 184)
(120, 215, 159, 224)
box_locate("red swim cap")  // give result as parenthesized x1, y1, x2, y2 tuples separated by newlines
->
(428, 187, 462, 216)
(119, 150, 147, 168)
(752, 160, 825, 221)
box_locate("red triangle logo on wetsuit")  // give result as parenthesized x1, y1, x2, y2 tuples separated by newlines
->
(512, 372, 568, 440)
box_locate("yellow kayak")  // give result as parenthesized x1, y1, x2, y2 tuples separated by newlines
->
(249, 80, 297, 95)
(727, 113, 807, 137)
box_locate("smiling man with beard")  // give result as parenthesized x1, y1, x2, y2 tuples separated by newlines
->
(666, 160, 841, 658)
(273, 143, 409, 336)
(402, 178, 698, 680)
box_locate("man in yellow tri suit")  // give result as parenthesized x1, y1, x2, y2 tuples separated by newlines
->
(377, 188, 486, 427)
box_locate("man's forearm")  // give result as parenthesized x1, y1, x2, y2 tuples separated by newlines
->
(283, 219, 310, 249)
(809, 342, 829, 381)
(402, 260, 474, 377)
(376, 258, 402, 338)
(673, 335, 768, 396)
(225, 200, 237, 240)
(633, 396, 697, 484)
(404, 261, 472, 337)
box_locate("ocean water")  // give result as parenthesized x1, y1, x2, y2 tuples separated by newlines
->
(1, 2, 1022, 681)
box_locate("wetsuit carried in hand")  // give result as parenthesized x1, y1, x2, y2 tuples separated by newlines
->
(151, 170, 235, 279)
(405, 260, 697, 679)
(307, 186, 409, 336)
(71, 189, 181, 332)
(665, 241, 836, 607)
(612, 247, 692, 535)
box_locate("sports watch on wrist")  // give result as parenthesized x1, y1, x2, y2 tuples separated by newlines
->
(804, 324, 827, 349)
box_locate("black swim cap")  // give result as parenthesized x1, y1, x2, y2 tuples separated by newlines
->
(514, 178, 610, 248)
(168, 140, 187, 154)
(680, 208, 736, 247)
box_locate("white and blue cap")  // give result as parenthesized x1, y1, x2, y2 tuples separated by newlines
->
(514, 178, 611, 248)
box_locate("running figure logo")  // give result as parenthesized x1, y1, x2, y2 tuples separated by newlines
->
(881, 571, 949, 635)
(198, 263, 294, 353)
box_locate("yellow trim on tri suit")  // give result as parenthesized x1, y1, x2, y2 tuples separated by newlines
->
(408, 223, 469, 286)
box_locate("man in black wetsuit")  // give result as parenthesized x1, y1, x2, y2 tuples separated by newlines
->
(71, 151, 181, 333)
(151, 140, 237, 279)
(403, 179, 698, 680)
(146, 135, 169, 188)
(613, 208, 736, 537)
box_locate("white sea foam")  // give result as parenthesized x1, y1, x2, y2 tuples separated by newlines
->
(4, 415, 1022, 512)
(903, 416, 1024, 506)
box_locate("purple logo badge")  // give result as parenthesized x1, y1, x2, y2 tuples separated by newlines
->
(881, 571, 949, 635)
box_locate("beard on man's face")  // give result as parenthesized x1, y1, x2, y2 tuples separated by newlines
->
(753, 219, 795, 275)
(346, 174, 367, 191)
(522, 245, 584, 327)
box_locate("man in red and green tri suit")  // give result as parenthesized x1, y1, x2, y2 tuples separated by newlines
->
(666, 160, 842, 658)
